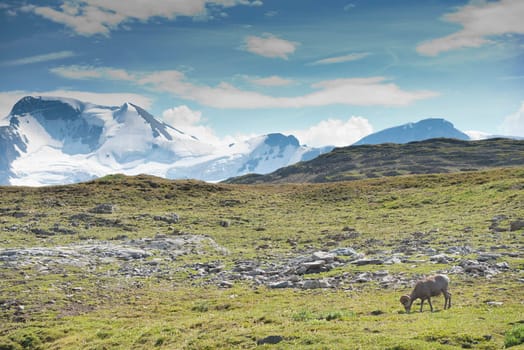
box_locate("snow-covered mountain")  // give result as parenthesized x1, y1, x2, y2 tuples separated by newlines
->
(0, 96, 331, 186)
(353, 118, 470, 145)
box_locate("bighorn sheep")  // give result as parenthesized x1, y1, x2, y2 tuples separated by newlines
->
(400, 274, 451, 313)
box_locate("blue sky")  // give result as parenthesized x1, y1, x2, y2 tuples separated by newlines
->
(0, 0, 523, 146)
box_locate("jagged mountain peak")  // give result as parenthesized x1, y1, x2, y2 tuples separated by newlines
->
(10, 95, 86, 119)
(264, 133, 300, 148)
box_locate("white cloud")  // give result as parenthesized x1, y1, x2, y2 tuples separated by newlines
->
(0, 90, 153, 119)
(499, 101, 524, 136)
(312, 52, 370, 65)
(248, 75, 293, 86)
(161, 105, 249, 147)
(464, 130, 491, 140)
(2, 51, 76, 66)
(161, 105, 223, 144)
(23, 0, 263, 36)
(51, 65, 134, 80)
(244, 33, 299, 59)
(290, 117, 373, 147)
(162, 105, 203, 127)
(50, 65, 439, 109)
(417, 0, 524, 56)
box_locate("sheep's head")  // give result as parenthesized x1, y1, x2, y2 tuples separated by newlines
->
(400, 295, 411, 313)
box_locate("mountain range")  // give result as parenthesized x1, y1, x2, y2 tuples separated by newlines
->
(2, 95, 514, 186)
(0, 96, 331, 186)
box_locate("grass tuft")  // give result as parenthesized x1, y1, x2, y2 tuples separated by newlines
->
(505, 324, 524, 348)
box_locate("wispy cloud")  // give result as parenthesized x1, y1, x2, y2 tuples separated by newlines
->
(264, 10, 278, 17)
(417, 0, 524, 56)
(343, 3, 356, 11)
(50, 65, 439, 109)
(20, 0, 263, 36)
(2, 51, 76, 66)
(244, 33, 299, 59)
(51, 65, 133, 80)
(248, 75, 294, 86)
(311, 52, 370, 65)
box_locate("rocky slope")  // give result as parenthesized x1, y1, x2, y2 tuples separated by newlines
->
(225, 138, 524, 184)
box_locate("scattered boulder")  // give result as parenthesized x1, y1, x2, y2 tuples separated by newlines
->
(219, 281, 234, 288)
(446, 246, 474, 255)
(257, 335, 283, 346)
(351, 258, 384, 266)
(486, 301, 503, 307)
(90, 204, 116, 214)
(31, 228, 54, 236)
(269, 281, 293, 289)
(510, 220, 524, 231)
(153, 213, 179, 224)
(477, 253, 501, 262)
(220, 199, 241, 207)
(312, 251, 336, 262)
(302, 279, 331, 289)
(329, 247, 361, 259)
(430, 254, 454, 264)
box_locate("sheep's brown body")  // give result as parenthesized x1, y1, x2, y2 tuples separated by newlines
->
(400, 274, 451, 313)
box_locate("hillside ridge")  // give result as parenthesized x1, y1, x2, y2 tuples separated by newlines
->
(224, 137, 524, 184)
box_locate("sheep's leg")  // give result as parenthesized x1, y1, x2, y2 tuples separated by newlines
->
(419, 299, 424, 312)
(427, 298, 434, 312)
(444, 291, 451, 309)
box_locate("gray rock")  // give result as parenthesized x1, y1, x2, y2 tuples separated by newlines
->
(384, 256, 402, 265)
(312, 251, 335, 262)
(446, 246, 474, 255)
(430, 254, 453, 264)
(351, 258, 384, 266)
(257, 335, 283, 345)
(491, 215, 508, 222)
(486, 301, 503, 307)
(298, 260, 331, 274)
(354, 273, 372, 283)
(477, 253, 501, 262)
(301, 279, 331, 289)
(329, 247, 360, 257)
(495, 262, 510, 269)
(153, 213, 179, 224)
(219, 281, 234, 288)
(269, 281, 293, 289)
(449, 265, 465, 274)
(510, 220, 524, 231)
(90, 204, 115, 214)
(425, 247, 438, 255)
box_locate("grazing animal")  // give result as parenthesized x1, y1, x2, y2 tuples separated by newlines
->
(400, 274, 451, 313)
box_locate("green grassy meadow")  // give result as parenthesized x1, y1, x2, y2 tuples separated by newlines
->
(1, 168, 523, 349)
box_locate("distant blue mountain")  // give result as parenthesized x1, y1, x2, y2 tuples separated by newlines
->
(353, 118, 470, 145)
